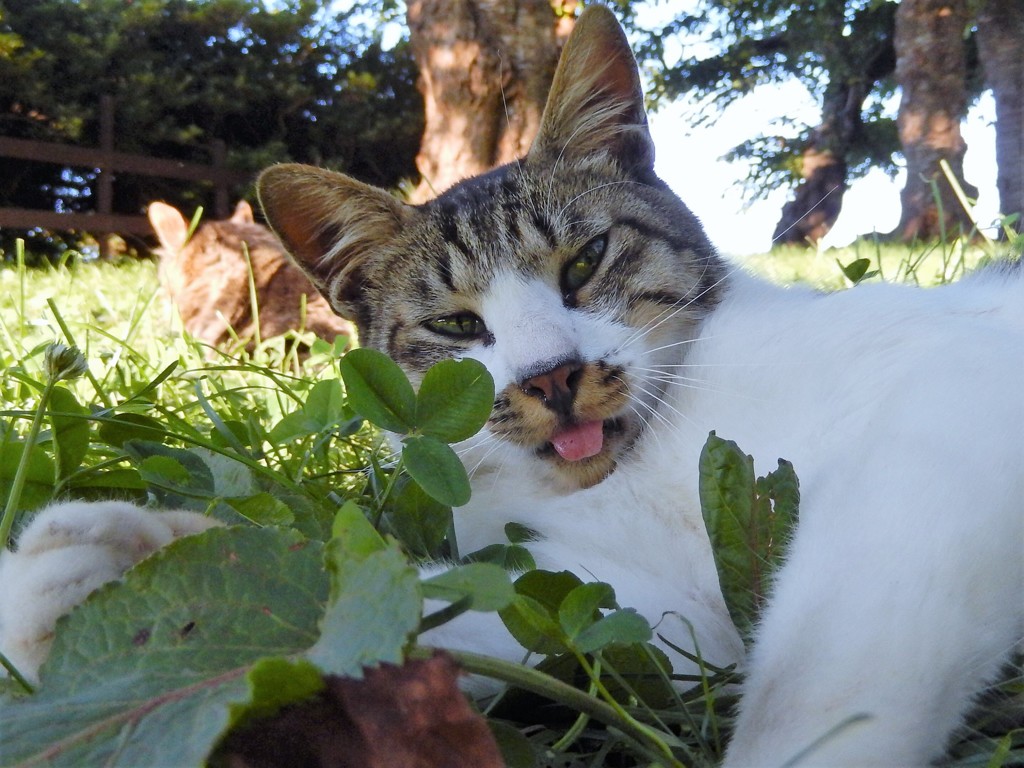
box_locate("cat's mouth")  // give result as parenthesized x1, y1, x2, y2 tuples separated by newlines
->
(530, 418, 636, 491)
(538, 417, 626, 462)
(486, 365, 637, 490)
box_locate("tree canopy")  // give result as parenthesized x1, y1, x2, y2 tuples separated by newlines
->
(0, 0, 423, 254)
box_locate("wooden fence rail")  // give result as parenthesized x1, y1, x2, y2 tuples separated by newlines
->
(0, 96, 253, 248)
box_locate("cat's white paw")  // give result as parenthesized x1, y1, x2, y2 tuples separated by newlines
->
(0, 501, 220, 683)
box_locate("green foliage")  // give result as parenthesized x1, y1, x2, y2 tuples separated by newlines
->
(1, 526, 328, 766)
(0, 0, 423, 257)
(0, 257, 700, 766)
(340, 347, 494, 508)
(0, 254, 1019, 767)
(699, 432, 798, 637)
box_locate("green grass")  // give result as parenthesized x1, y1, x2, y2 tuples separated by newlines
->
(0, 244, 1021, 767)
(737, 238, 998, 290)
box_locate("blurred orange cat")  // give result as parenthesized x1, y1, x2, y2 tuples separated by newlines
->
(148, 200, 352, 350)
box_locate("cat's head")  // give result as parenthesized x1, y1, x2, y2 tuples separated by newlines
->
(258, 6, 725, 492)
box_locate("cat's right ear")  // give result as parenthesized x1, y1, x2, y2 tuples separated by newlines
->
(529, 6, 653, 172)
(257, 164, 411, 319)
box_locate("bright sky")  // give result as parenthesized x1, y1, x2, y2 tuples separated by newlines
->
(648, 85, 1000, 257)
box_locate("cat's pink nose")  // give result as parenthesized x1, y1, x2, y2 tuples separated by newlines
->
(522, 362, 582, 412)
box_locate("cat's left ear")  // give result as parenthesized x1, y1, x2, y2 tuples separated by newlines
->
(529, 6, 653, 172)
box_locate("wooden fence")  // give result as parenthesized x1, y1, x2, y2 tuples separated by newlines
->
(0, 96, 253, 249)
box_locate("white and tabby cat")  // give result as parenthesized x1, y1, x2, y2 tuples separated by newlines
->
(2, 6, 1021, 766)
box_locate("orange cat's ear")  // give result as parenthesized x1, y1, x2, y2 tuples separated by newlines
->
(148, 202, 189, 253)
(529, 6, 653, 172)
(257, 164, 411, 318)
(230, 200, 255, 224)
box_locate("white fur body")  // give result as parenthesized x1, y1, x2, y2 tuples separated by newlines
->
(427, 266, 1024, 766)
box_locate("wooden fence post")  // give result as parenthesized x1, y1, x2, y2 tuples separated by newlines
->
(211, 139, 229, 219)
(98, 95, 115, 258)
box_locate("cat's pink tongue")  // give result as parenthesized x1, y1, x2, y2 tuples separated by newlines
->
(550, 420, 604, 462)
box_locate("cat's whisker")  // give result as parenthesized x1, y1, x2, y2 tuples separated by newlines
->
(454, 429, 497, 457)
(769, 185, 841, 246)
(652, 362, 767, 369)
(629, 375, 712, 430)
(631, 365, 710, 384)
(465, 439, 507, 480)
(627, 389, 679, 432)
(495, 53, 524, 176)
(556, 180, 645, 220)
(633, 365, 768, 405)
(626, 401, 664, 450)
(615, 260, 749, 357)
(611, 252, 728, 353)
(639, 334, 720, 356)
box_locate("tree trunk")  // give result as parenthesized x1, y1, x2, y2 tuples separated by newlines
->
(772, 84, 861, 245)
(406, 0, 576, 203)
(976, 0, 1024, 233)
(894, 0, 977, 241)
(772, 1, 896, 246)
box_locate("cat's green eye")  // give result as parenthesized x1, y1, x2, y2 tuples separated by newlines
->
(562, 234, 608, 294)
(426, 312, 487, 339)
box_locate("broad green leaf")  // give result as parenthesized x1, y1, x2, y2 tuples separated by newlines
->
(462, 523, 538, 571)
(514, 570, 585, 615)
(422, 563, 515, 612)
(67, 468, 147, 495)
(0, 527, 327, 767)
(308, 544, 421, 677)
(138, 454, 192, 492)
(464, 543, 537, 572)
(195, 450, 256, 498)
(499, 570, 585, 655)
(761, 458, 800, 524)
(208, 419, 255, 452)
(267, 409, 321, 443)
(489, 720, 538, 768)
(98, 412, 168, 447)
(125, 440, 215, 508)
(302, 378, 349, 427)
(384, 476, 452, 558)
(499, 593, 567, 656)
(402, 434, 471, 507)
(504, 522, 539, 544)
(225, 493, 294, 527)
(414, 358, 494, 442)
(324, 501, 387, 602)
(599, 644, 675, 709)
(573, 610, 652, 655)
(330, 500, 386, 559)
(227, 657, 325, 729)
(47, 386, 90, 480)
(698, 432, 756, 633)
(0, 440, 54, 512)
(339, 348, 415, 434)
(837, 257, 879, 285)
(558, 582, 617, 641)
(699, 432, 799, 636)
